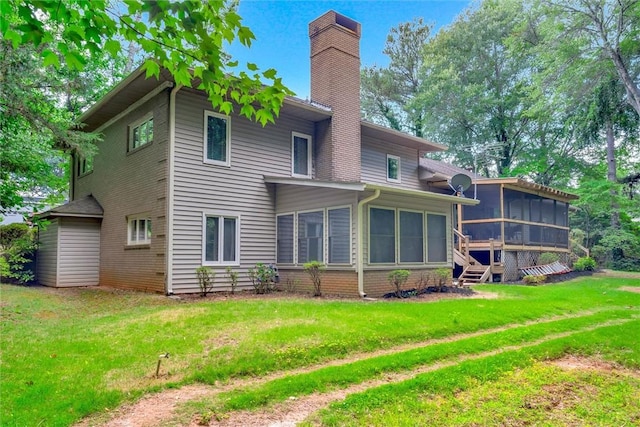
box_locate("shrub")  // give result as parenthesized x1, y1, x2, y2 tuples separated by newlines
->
(434, 268, 451, 292)
(538, 252, 559, 265)
(303, 261, 325, 297)
(0, 223, 37, 284)
(387, 269, 411, 298)
(574, 256, 597, 272)
(196, 266, 215, 296)
(522, 275, 546, 285)
(248, 263, 277, 294)
(225, 266, 239, 294)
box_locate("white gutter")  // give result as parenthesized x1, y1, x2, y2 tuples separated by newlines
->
(166, 84, 183, 295)
(356, 189, 380, 298)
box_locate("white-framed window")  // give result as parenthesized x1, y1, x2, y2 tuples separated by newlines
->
(369, 207, 449, 264)
(276, 213, 295, 264)
(204, 111, 231, 166)
(387, 154, 401, 182)
(369, 207, 396, 263)
(78, 155, 93, 176)
(292, 132, 312, 178)
(128, 113, 153, 151)
(297, 210, 324, 263)
(127, 216, 151, 245)
(399, 210, 424, 263)
(203, 213, 239, 265)
(328, 207, 351, 264)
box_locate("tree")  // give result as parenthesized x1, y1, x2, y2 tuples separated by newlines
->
(536, 0, 640, 117)
(361, 18, 432, 137)
(0, 0, 292, 215)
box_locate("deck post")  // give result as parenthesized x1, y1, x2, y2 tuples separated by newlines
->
(489, 238, 495, 272)
(465, 235, 470, 265)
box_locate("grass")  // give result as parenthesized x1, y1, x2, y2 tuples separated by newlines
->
(1, 275, 639, 426)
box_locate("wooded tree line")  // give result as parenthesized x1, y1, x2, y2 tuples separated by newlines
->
(362, 0, 640, 270)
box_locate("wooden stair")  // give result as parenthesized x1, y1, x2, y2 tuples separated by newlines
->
(458, 264, 492, 285)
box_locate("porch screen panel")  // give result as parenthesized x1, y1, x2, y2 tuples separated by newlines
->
(328, 208, 350, 264)
(504, 189, 523, 220)
(427, 214, 447, 262)
(399, 211, 424, 263)
(277, 215, 294, 263)
(555, 202, 568, 226)
(298, 211, 323, 263)
(370, 208, 395, 263)
(541, 199, 555, 224)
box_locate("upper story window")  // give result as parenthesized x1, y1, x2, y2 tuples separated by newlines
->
(387, 154, 400, 182)
(204, 111, 231, 166)
(78, 155, 93, 176)
(128, 113, 153, 152)
(128, 215, 151, 245)
(292, 132, 312, 178)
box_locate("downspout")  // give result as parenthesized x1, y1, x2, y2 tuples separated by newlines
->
(356, 189, 380, 298)
(166, 83, 183, 295)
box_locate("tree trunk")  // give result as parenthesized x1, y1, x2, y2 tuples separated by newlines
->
(605, 120, 619, 229)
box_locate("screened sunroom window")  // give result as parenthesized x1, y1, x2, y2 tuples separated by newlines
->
(369, 207, 395, 263)
(298, 211, 323, 263)
(399, 211, 424, 263)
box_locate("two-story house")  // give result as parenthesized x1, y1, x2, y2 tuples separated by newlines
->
(35, 11, 479, 296)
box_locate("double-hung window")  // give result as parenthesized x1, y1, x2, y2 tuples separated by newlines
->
(128, 216, 151, 245)
(203, 214, 239, 265)
(204, 111, 231, 166)
(297, 210, 323, 263)
(292, 132, 312, 178)
(129, 114, 153, 151)
(387, 154, 400, 182)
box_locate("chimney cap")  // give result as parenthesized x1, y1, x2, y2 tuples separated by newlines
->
(309, 10, 361, 37)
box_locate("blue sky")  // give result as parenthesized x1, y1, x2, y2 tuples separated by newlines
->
(228, 0, 472, 99)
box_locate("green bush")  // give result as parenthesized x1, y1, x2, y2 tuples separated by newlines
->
(248, 263, 277, 294)
(225, 266, 239, 294)
(387, 269, 411, 298)
(0, 223, 36, 284)
(538, 252, 559, 265)
(303, 261, 325, 297)
(195, 266, 215, 296)
(522, 275, 546, 285)
(573, 256, 597, 272)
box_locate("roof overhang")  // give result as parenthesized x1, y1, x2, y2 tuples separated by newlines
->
(263, 176, 479, 206)
(361, 121, 447, 152)
(477, 178, 579, 201)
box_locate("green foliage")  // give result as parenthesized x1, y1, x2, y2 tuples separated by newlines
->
(195, 266, 215, 297)
(0, 0, 292, 125)
(434, 267, 451, 292)
(387, 269, 411, 297)
(0, 223, 36, 284)
(538, 252, 560, 265)
(248, 263, 277, 294)
(303, 261, 325, 297)
(225, 266, 239, 295)
(522, 275, 546, 285)
(574, 257, 597, 272)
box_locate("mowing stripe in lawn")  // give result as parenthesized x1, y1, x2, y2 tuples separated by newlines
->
(208, 318, 638, 427)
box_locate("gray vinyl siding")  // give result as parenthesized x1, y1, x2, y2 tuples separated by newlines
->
(57, 218, 100, 287)
(74, 90, 169, 292)
(275, 186, 358, 267)
(361, 137, 421, 189)
(360, 191, 453, 267)
(170, 91, 316, 293)
(37, 219, 59, 287)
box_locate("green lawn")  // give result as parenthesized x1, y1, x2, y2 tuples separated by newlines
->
(1, 275, 639, 426)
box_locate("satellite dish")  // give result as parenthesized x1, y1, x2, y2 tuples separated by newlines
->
(449, 173, 472, 197)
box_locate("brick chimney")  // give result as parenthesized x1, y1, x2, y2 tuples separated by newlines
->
(309, 11, 361, 182)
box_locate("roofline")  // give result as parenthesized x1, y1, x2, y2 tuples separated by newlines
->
(36, 212, 104, 220)
(263, 176, 365, 191)
(364, 183, 480, 206)
(360, 121, 447, 151)
(476, 178, 579, 201)
(283, 97, 333, 117)
(78, 64, 148, 124)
